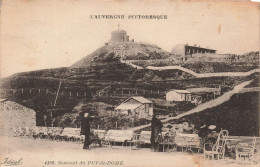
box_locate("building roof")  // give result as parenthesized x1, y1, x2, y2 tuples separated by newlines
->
(169, 90, 191, 94)
(128, 96, 153, 104)
(185, 44, 216, 51)
(115, 103, 142, 110)
(172, 44, 216, 51)
(187, 87, 220, 93)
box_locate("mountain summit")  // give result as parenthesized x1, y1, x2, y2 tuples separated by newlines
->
(71, 42, 171, 68)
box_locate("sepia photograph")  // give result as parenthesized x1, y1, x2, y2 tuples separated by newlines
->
(0, 0, 259, 167)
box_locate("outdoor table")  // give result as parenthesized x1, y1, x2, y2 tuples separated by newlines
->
(176, 134, 200, 153)
(160, 135, 176, 152)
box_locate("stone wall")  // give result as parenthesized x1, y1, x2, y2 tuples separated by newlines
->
(0, 100, 36, 135)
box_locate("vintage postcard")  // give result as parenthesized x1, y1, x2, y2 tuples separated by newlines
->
(0, 0, 259, 167)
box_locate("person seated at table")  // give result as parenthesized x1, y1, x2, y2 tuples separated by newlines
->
(207, 125, 218, 144)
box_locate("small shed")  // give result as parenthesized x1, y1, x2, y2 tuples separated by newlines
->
(115, 96, 153, 119)
(166, 90, 191, 102)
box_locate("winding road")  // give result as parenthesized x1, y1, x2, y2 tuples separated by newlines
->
(121, 59, 260, 78)
(129, 79, 254, 131)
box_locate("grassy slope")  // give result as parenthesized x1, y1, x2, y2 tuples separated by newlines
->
(175, 92, 259, 136)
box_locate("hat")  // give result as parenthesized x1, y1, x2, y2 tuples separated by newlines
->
(208, 125, 216, 130)
(200, 124, 206, 128)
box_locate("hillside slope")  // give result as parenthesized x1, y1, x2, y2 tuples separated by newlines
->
(1, 42, 259, 128)
(71, 42, 171, 68)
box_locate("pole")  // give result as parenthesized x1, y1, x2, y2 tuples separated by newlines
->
(54, 81, 62, 107)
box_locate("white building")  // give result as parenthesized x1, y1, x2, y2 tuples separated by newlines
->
(115, 96, 153, 119)
(166, 90, 191, 102)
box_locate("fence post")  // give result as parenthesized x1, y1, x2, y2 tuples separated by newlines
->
(22, 88, 23, 94)
(70, 92, 72, 96)
(30, 89, 32, 93)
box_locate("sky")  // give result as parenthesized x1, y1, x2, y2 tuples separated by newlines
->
(0, 0, 259, 77)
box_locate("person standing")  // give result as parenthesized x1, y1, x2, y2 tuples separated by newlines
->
(80, 112, 92, 150)
(198, 124, 209, 152)
(150, 114, 163, 152)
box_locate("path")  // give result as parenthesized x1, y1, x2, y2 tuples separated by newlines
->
(121, 59, 260, 78)
(129, 80, 254, 131)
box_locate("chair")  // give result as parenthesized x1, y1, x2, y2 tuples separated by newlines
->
(92, 129, 106, 146)
(135, 131, 151, 147)
(40, 127, 51, 140)
(204, 130, 229, 160)
(128, 132, 140, 149)
(101, 130, 111, 147)
(24, 127, 33, 139)
(236, 136, 257, 163)
(32, 126, 42, 139)
(17, 127, 26, 137)
(159, 133, 176, 152)
(47, 127, 62, 141)
(11, 127, 19, 137)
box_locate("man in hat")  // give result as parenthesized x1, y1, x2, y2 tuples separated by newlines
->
(150, 113, 163, 152)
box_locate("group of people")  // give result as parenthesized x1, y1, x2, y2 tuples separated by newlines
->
(80, 111, 222, 153)
(80, 111, 163, 151)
